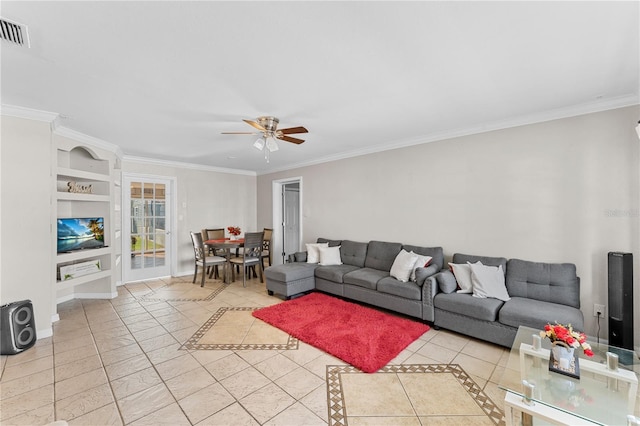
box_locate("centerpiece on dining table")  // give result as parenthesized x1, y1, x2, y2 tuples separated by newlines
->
(227, 226, 241, 240)
(541, 322, 593, 379)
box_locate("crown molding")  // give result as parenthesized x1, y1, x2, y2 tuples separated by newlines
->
(257, 95, 640, 175)
(54, 126, 123, 158)
(123, 155, 256, 176)
(0, 104, 124, 157)
(5, 96, 638, 178)
(1, 104, 59, 122)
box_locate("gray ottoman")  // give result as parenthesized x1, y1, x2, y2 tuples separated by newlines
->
(264, 263, 318, 299)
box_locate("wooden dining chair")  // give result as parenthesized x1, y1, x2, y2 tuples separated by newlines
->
(229, 231, 264, 287)
(190, 232, 227, 287)
(202, 228, 225, 252)
(201, 228, 226, 277)
(261, 228, 273, 267)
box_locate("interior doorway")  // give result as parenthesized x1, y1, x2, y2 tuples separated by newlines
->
(272, 177, 302, 265)
(282, 182, 300, 262)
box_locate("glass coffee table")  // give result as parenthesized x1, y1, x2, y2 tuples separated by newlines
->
(499, 326, 640, 425)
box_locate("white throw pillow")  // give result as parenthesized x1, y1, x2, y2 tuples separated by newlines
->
(318, 245, 342, 266)
(469, 263, 511, 301)
(410, 253, 433, 282)
(390, 249, 419, 282)
(306, 243, 329, 263)
(450, 261, 480, 293)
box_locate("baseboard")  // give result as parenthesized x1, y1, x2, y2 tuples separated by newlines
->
(73, 291, 118, 299)
(37, 326, 53, 339)
(56, 294, 75, 305)
(56, 291, 117, 305)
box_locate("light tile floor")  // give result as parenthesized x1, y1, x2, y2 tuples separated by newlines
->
(0, 275, 509, 425)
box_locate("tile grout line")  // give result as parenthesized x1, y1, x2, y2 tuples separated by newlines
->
(48, 301, 116, 424)
(8, 276, 510, 425)
(80, 299, 127, 425)
(109, 283, 190, 425)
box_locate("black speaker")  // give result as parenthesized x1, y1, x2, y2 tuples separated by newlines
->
(608, 252, 634, 350)
(0, 300, 37, 355)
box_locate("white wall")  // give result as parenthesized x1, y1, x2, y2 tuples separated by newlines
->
(257, 106, 640, 342)
(1, 116, 54, 338)
(122, 160, 257, 276)
(2, 106, 638, 345)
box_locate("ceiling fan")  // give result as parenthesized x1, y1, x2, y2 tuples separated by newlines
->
(222, 116, 308, 162)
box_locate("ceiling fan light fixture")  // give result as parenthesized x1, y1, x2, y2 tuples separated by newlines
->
(223, 116, 307, 162)
(253, 137, 265, 150)
(266, 137, 279, 152)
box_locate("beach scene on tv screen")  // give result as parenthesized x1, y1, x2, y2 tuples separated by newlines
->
(57, 218, 104, 252)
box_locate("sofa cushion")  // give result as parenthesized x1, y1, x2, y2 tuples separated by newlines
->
(506, 259, 580, 309)
(339, 240, 368, 267)
(317, 238, 342, 247)
(434, 293, 504, 322)
(318, 245, 342, 265)
(499, 296, 584, 331)
(452, 253, 508, 271)
(315, 264, 359, 283)
(265, 262, 318, 282)
(389, 249, 419, 282)
(377, 277, 422, 300)
(364, 241, 402, 271)
(470, 263, 510, 301)
(343, 267, 390, 290)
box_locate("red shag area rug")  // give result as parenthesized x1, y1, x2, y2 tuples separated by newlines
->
(252, 292, 430, 373)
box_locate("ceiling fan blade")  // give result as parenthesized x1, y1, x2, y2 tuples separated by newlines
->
(243, 119, 266, 131)
(279, 126, 308, 135)
(277, 135, 305, 144)
(221, 132, 257, 135)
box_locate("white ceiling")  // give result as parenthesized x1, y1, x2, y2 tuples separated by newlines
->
(1, 1, 638, 175)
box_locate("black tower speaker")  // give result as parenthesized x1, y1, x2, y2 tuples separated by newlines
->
(607, 252, 634, 350)
(0, 300, 37, 355)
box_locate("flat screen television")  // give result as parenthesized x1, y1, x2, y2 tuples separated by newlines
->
(57, 217, 105, 253)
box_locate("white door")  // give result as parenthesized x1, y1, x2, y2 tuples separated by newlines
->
(124, 175, 172, 281)
(283, 183, 300, 261)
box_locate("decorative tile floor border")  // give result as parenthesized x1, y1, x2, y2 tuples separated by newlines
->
(326, 364, 504, 426)
(181, 307, 299, 351)
(137, 280, 228, 302)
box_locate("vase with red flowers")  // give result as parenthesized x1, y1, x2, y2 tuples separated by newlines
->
(227, 226, 241, 240)
(541, 322, 593, 379)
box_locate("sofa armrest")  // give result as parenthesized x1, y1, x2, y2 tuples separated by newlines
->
(288, 251, 308, 263)
(422, 269, 457, 322)
(422, 275, 440, 322)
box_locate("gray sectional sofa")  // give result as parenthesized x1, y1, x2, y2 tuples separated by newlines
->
(265, 238, 444, 320)
(265, 241, 584, 348)
(424, 253, 584, 347)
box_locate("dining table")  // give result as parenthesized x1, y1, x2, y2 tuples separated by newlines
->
(204, 238, 244, 284)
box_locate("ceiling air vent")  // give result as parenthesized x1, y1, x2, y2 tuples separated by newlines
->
(0, 18, 30, 47)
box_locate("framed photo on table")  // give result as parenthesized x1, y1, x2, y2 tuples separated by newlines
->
(549, 350, 580, 379)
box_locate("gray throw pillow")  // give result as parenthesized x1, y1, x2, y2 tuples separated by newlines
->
(437, 271, 458, 294)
